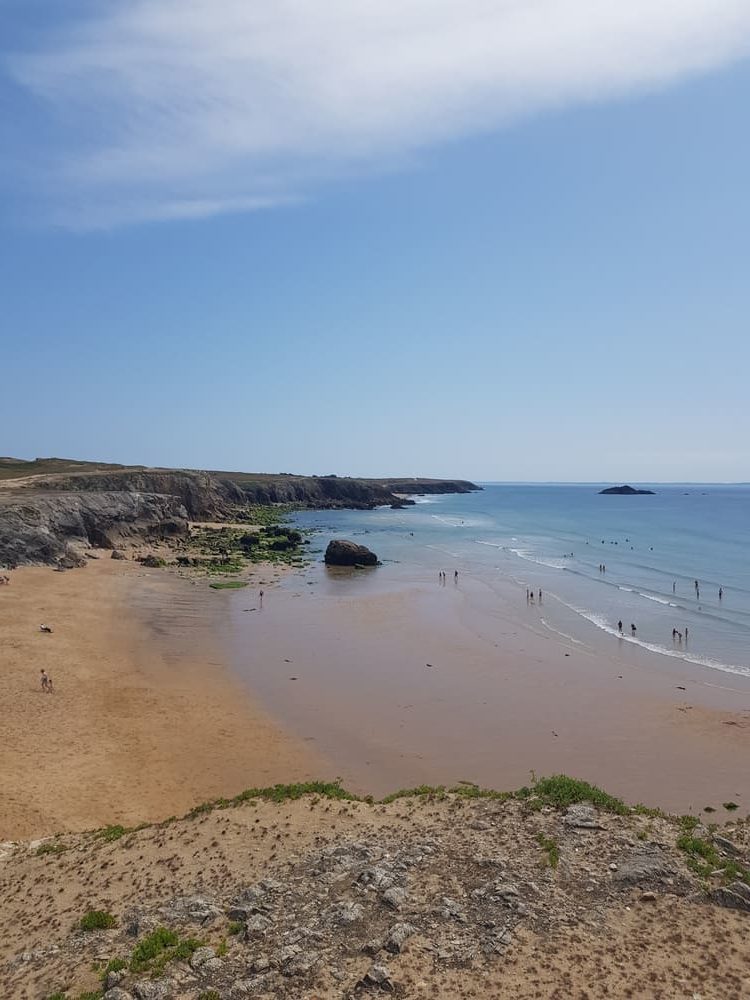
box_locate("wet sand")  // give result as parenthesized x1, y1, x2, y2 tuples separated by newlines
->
(0, 559, 328, 840)
(219, 564, 750, 814)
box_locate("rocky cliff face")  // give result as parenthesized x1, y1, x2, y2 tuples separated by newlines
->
(0, 491, 188, 568)
(22, 470, 242, 519)
(217, 475, 480, 509)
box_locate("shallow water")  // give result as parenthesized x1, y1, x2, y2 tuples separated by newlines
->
(292, 484, 750, 678)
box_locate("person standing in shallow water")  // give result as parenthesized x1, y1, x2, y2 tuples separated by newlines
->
(454, 570, 458, 583)
(631, 623, 637, 636)
(618, 620, 623, 634)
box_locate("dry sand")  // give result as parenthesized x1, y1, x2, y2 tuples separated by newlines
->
(0, 558, 328, 840)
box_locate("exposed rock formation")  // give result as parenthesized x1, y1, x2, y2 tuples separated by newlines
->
(324, 539, 379, 567)
(20, 470, 241, 520)
(599, 485, 656, 495)
(0, 492, 188, 568)
(2, 788, 749, 999)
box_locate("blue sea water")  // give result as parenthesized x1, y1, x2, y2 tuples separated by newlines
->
(292, 484, 750, 678)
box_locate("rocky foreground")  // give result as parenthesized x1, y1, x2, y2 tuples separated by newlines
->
(2, 779, 748, 1000)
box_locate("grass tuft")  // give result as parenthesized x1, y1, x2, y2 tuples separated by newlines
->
(537, 832, 560, 868)
(80, 910, 117, 932)
(530, 775, 628, 814)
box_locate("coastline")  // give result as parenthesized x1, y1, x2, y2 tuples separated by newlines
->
(0, 558, 328, 840)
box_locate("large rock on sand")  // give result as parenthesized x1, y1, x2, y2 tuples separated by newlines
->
(324, 539, 379, 567)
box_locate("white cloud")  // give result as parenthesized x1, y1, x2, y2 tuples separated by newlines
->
(7, 0, 750, 227)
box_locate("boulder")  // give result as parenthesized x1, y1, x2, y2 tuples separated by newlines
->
(324, 539, 378, 567)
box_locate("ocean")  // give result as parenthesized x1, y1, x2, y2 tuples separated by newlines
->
(291, 484, 750, 679)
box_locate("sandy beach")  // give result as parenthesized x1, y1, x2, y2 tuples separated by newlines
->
(3, 549, 750, 842)
(217, 563, 750, 814)
(0, 558, 327, 840)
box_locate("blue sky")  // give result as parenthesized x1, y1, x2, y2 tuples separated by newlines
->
(2, 2, 750, 481)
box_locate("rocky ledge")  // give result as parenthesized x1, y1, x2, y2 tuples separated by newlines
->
(1, 780, 748, 999)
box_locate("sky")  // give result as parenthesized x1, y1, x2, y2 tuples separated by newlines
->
(2, 1, 750, 482)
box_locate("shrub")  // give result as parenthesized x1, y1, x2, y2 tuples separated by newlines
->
(80, 910, 117, 931)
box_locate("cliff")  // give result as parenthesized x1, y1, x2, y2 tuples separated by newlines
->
(0, 491, 188, 568)
(0, 461, 480, 567)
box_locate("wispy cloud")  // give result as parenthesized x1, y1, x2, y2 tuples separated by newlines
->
(6, 0, 750, 228)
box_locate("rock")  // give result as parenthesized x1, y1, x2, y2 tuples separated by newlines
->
(140, 553, 165, 568)
(161, 894, 221, 925)
(244, 913, 272, 937)
(563, 804, 604, 829)
(280, 943, 318, 976)
(332, 901, 365, 924)
(640, 891, 658, 902)
(363, 963, 394, 990)
(132, 982, 169, 1000)
(104, 990, 133, 1000)
(122, 907, 156, 937)
(106, 969, 126, 988)
(440, 897, 467, 922)
(713, 835, 743, 858)
(250, 955, 270, 973)
(324, 539, 379, 567)
(598, 485, 656, 495)
(363, 937, 384, 956)
(111, 549, 127, 560)
(382, 886, 408, 910)
(384, 922, 417, 954)
(358, 866, 395, 891)
(711, 882, 750, 912)
(613, 849, 676, 885)
(189, 945, 216, 969)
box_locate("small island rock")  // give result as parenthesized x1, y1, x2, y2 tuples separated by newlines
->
(324, 539, 379, 567)
(599, 485, 655, 495)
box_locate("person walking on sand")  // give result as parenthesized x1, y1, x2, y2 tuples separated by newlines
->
(40, 669, 49, 692)
(538, 589, 542, 603)
(47, 676, 54, 693)
(259, 589, 264, 607)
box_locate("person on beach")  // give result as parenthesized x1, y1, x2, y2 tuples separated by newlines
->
(618, 620, 623, 633)
(40, 669, 49, 692)
(47, 676, 54, 693)
(631, 623, 637, 635)
(673, 581, 676, 593)
(454, 570, 458, 583)
(719, 587, 723, 600)
(672, 628, 677, 639)
(259, 589, 264, 607)
(685, 626, 689, 640)
(526, 588, 529, 602)
(538, 589, 542, 603)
